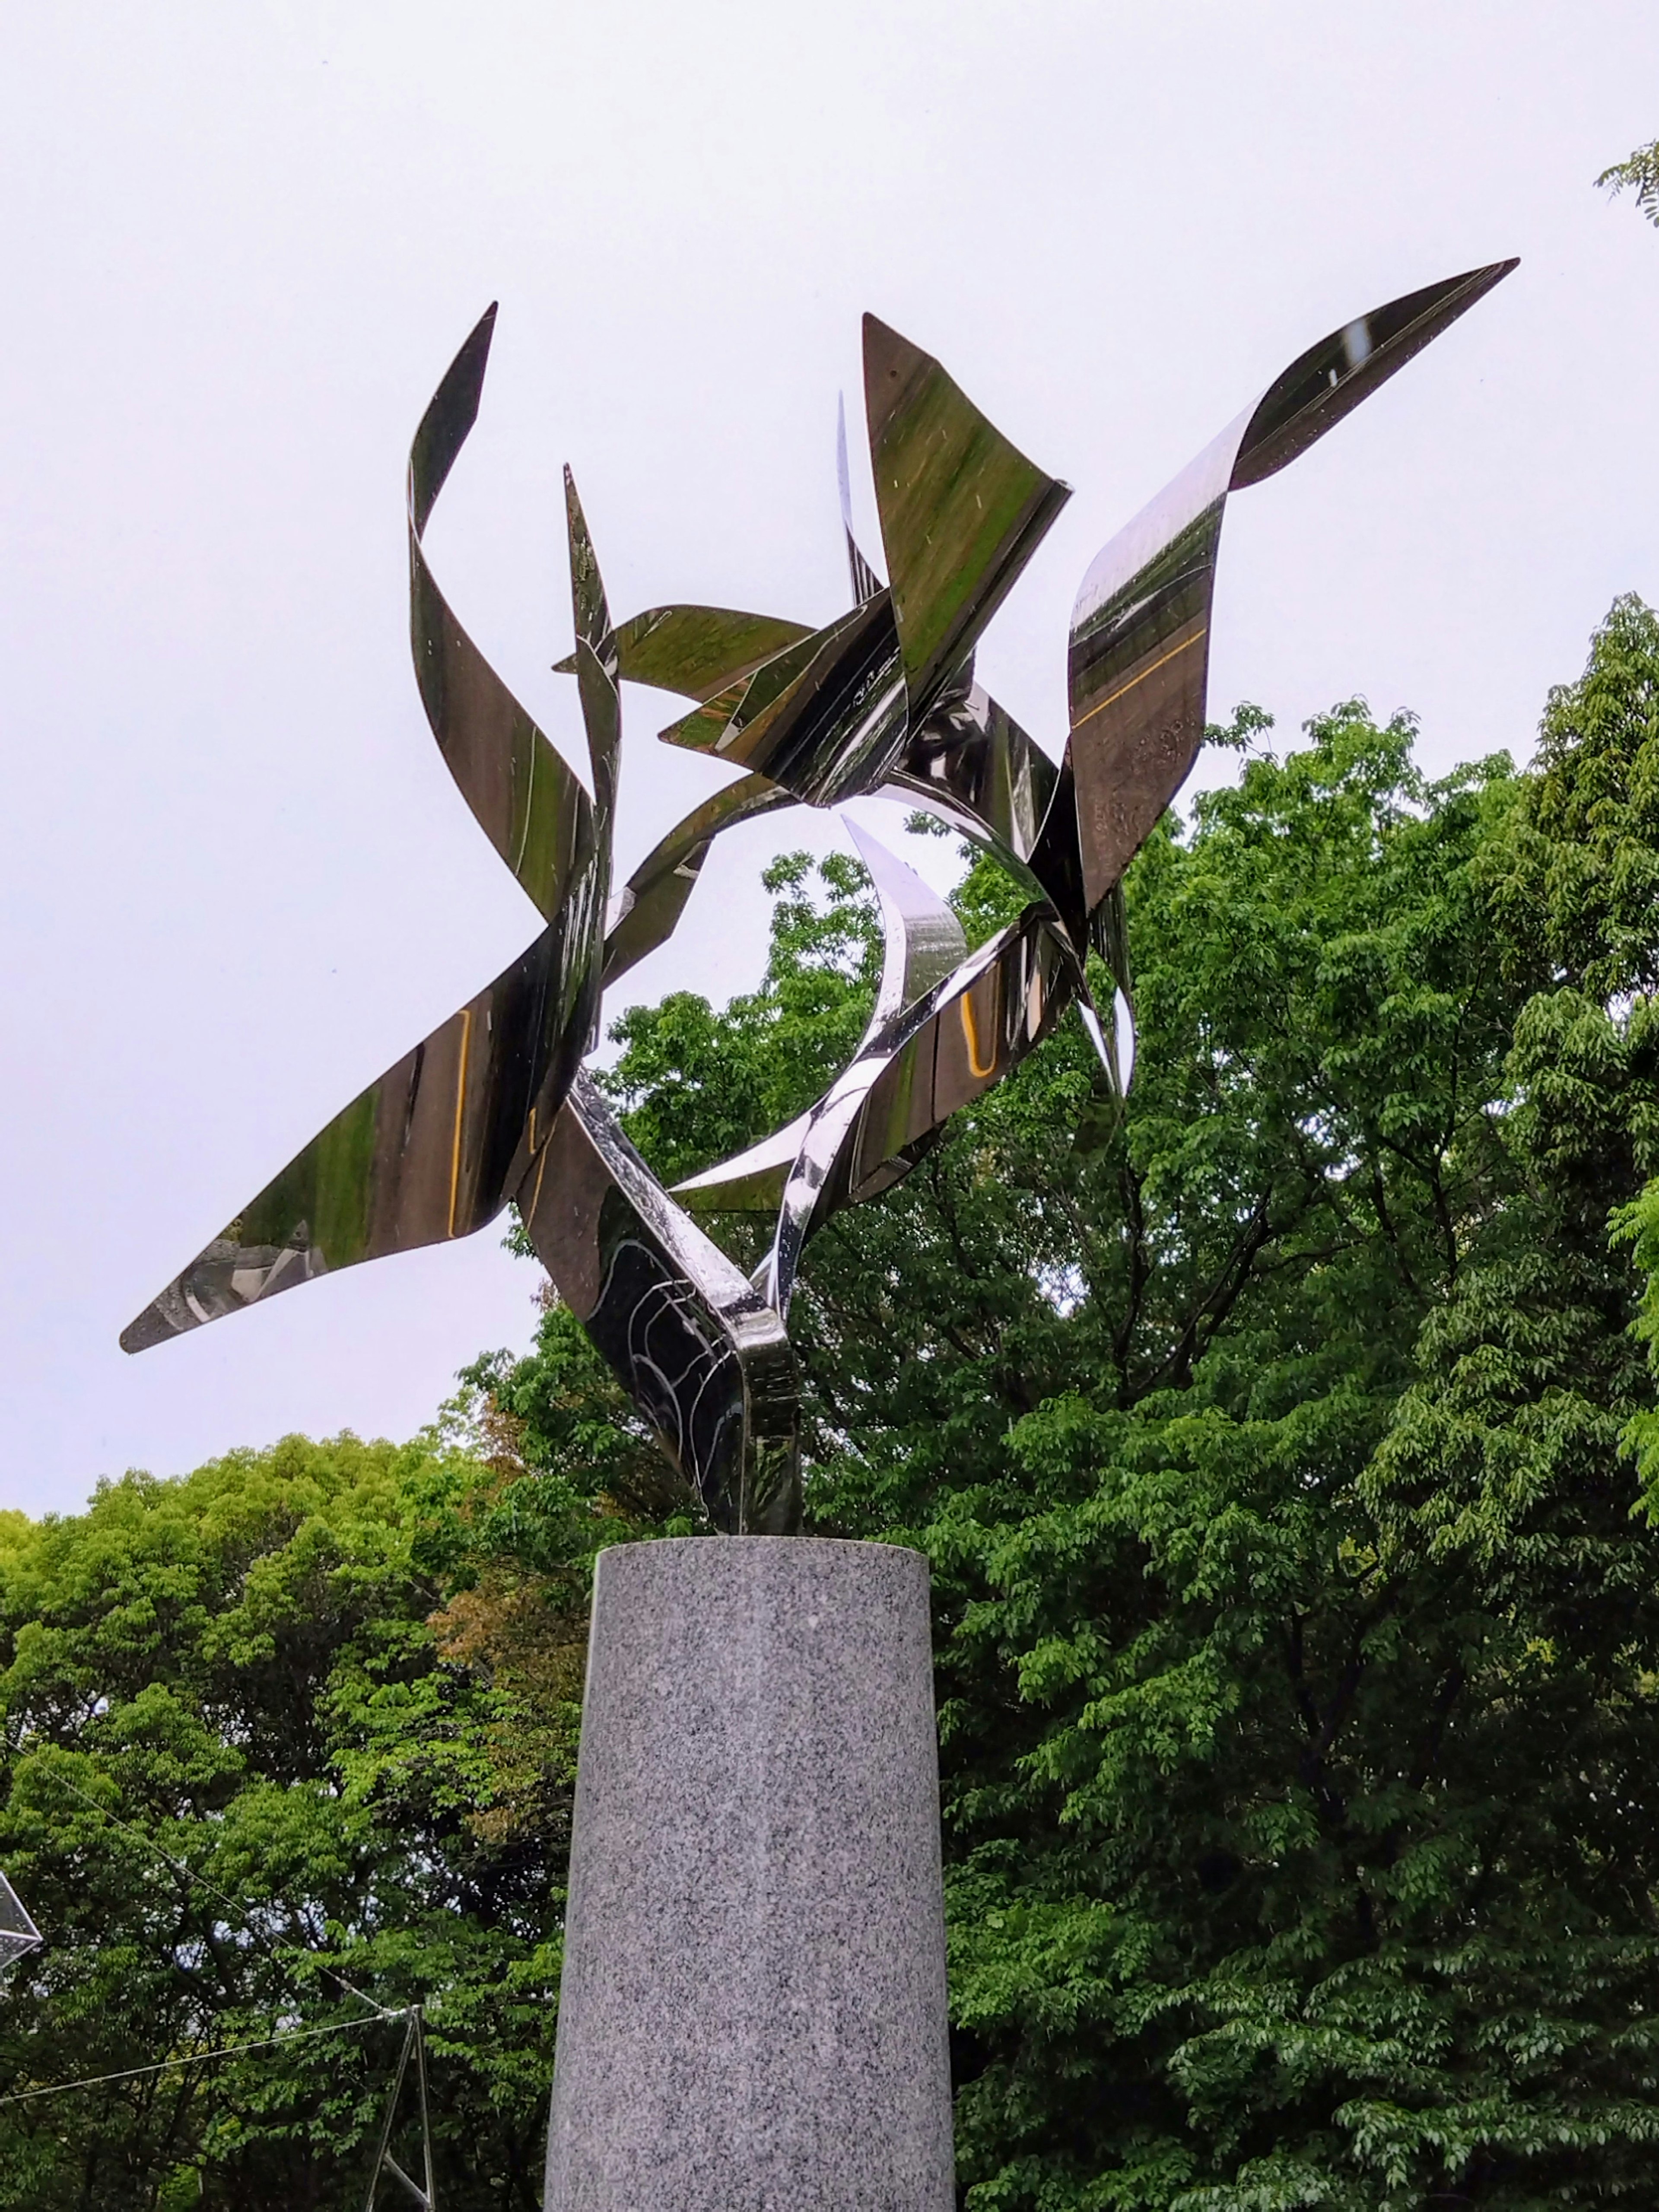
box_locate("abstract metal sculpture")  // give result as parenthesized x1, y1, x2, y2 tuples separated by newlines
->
(124, 264, 1515, 1536)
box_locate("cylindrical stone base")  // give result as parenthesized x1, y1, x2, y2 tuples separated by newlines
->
(543, 1538, 954, 2212)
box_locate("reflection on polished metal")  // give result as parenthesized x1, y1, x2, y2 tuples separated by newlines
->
(125, 264, 1514, 1535)
(601, 771, 794, 990)
(520, 1074, 800, 1534)
(674, 821, 968, 1256)
(123, 309, 610, 1355)
(837, 392, 884, 607)
(1060, 264, 1516, 920)
(864, 315, 1072, 725)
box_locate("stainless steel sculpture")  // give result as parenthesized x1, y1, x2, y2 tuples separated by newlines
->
(124, 263, 1515, 1535)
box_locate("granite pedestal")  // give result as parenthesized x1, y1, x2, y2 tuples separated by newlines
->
(543, 1537, 954, 2212)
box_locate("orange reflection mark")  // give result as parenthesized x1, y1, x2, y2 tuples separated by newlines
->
(1073, 625, 1207, 730)
(446, 1007, 474, 1239)
(960, 988, 998, 1080)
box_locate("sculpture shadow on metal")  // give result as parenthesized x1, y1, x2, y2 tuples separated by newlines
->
(123, 262, 1516, 1535)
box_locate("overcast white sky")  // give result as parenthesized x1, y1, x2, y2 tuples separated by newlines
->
(1, 1, 1655, 1514)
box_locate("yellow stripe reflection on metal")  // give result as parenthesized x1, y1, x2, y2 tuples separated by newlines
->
(961, 987, 998, 1081)
(447, 1007, 474, 1238)
(1073, 625, 1206, 731)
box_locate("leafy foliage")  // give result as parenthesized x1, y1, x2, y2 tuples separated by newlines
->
(1597, 140, 1659, 227)
(484, 601, 1659, 2205)
(9, 601, 1659, 2207)
(0, 1432, 609, 2209)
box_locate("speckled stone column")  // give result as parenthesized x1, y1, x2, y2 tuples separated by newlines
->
(543, 1537, 954, 2212)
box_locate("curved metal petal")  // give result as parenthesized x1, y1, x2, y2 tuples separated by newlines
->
(658, 594, 909, 807)
(1230, 261, 1517, 490)
(515, 1071, 799, 1533)
(673, 822, 965, 1219)
(1062, 261, 1517, 924)
(1114, 986, 1136, 1093)
(762, 906, 1074, 1314)
(669, 1112, 811, 1218)
(556, 603, 813, 702)
(880, 676, 1058, 873)
(564, 467, 620, 1025)
(837, 392, 884, 606)
(601, 772, 799, 991)
(408, 308, 596, 923)
(1062, 418, 1237, 922)
(863, 314, 1071, 723)
(846, 820, 967, 1046)
(127, 314, 609, 1356)
(121, 912, 598, 1352)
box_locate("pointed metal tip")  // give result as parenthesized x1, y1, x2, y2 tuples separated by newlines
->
(409, 305, 502, 533)
(842, 814, 896, 874)
(1459, 255, 1520, 298)
(118, 1303, 172, 1355)
(841, 813, 934, 909)
(861, 315, 942, 431)
(453, 301, 499, 387)
(862, 312, 926, 390)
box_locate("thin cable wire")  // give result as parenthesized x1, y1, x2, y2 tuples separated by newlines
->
(41, 1764, 393, 2021)
(0, 2010, 394, 2109)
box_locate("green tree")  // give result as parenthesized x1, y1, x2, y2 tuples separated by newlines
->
(480, 606, 1659, 2205)
(12, 600, 1659, 2208)
(0, 1431, 605, 2210)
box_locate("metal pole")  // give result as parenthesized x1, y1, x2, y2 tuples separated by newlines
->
(362, 2012, 419, 2212)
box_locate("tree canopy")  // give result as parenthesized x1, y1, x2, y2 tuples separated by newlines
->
(6, 598, 1659, 2207)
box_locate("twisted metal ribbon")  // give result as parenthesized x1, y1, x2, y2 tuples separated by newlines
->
(125, 261, 1515, 1533)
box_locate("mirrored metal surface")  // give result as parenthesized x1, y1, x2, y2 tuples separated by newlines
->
(120, 915, 597, 1354)
(1230, 262, 1517, 490)
(762, 905, 1074, 1316)
(863, 314, 1071, 725)
(1063, 261, 1517, 920)
(847, 819, 968, 1040)
(675, 822, 966, 1222)
(602, 771, 797, 990)
(517, 1072, 800, 1532)
(556, 603, 813, 702)
(124, 342, 611, 1357)
(659, 592, 911, 807)
(654, 318, 1074, 826)
(882, 676, 1057, 876)
(409, 307, 596, 925)
(127, 271, 1513, 1539)
(837, 393, 884, 607)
